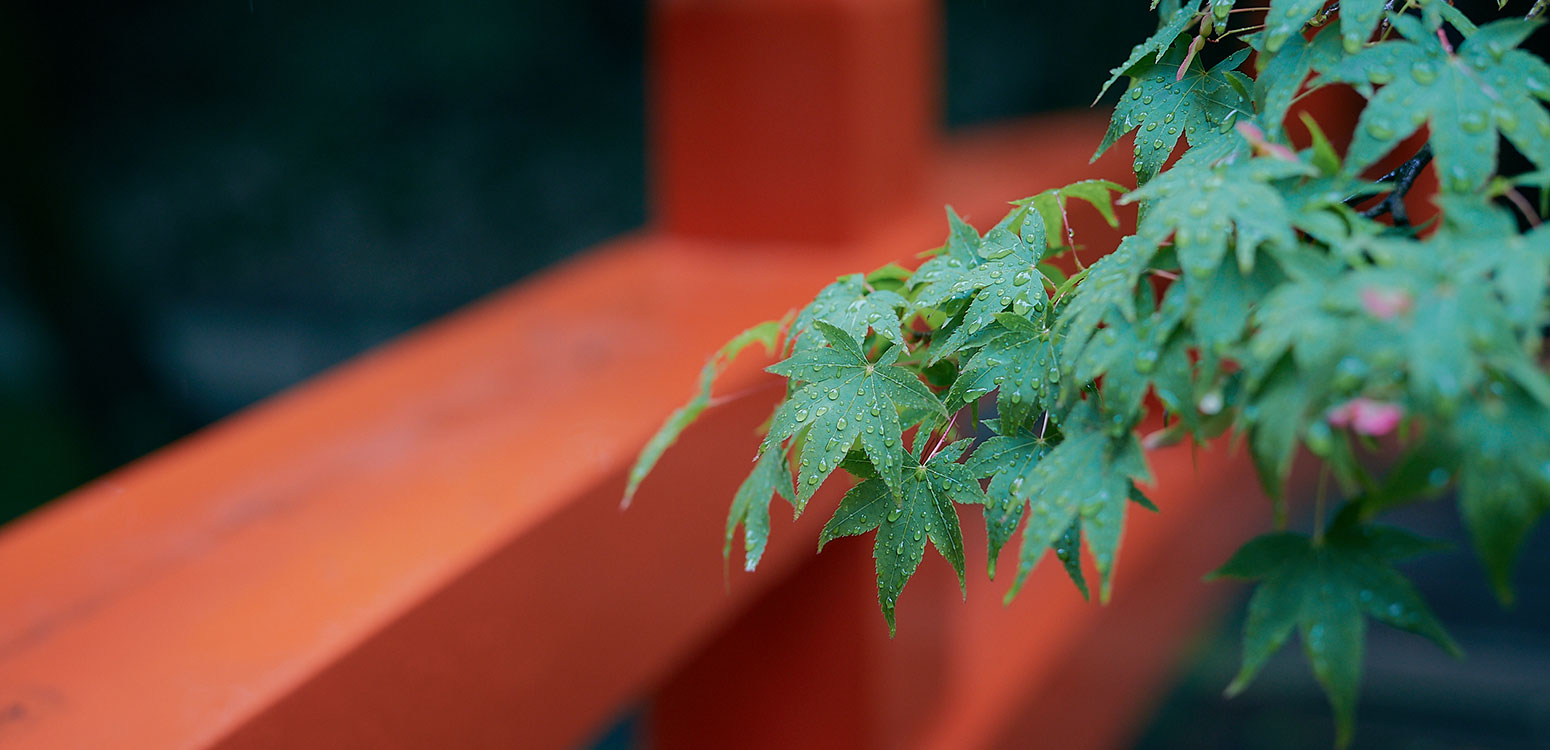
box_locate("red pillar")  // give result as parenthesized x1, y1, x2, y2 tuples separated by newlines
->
(651, 0, 936, 242)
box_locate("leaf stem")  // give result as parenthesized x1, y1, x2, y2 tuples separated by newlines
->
(926, 410, 959, 460)
(1502, 187, 1543, 228)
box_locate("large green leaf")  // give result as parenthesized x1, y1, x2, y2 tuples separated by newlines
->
(1211, 522, 1459, 748)
(1449, 386, 1550, 602)
(1095, 43, 1254, 184)
(765, 321, 945, 503)
(948, 312, 1059, 427)
(819, 439, 983, 635)
(1318, 17, 1550, 193)
(1005, 404, 1151, 602)
(930, 208, 1052, 362)
(1125, 155, 1310, 276)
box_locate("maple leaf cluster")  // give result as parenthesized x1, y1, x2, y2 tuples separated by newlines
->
(630, 1, 1550, 745)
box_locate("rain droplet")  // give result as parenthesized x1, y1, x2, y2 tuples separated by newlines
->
(1460, 111, 1488, 133)
(1367, 67, 1393, 85)
(1145, 121, 1158, 132)
(836, 418, 847, 430)
(827, 389, 839, 400)
(795, 409, 809, 422)
(1365, 121, 1395, 140)
(887, 507, 902, 522)
(1495, 108, 1519, 133)
(1410, 61, 1437, 85)
(1048, 367, 1061, 383)
(1130, 88, 1143, 100)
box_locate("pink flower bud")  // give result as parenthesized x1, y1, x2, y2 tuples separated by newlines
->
(1326, 398, 1404, 436)
(1359, 286, 1412, 320)
(1235, 121, 1299, 162)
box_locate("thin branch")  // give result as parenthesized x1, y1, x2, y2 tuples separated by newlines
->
(1346, 144, 1432, 228)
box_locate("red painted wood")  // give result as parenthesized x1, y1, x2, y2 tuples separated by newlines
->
(653, 0, 935, 242)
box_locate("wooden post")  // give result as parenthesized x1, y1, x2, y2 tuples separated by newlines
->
(652, 0, 935, 242)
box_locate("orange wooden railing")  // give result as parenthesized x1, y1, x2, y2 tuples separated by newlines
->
(0, 2, 1329, 747)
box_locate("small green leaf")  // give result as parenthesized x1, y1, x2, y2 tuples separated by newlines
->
(1095, 0, 1204, 102)
(725, 447, 795, 571)
(791, 274, 908, 351)
(624, 319, 784, 506)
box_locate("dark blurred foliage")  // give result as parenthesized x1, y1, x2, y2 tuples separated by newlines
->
(1137, 500, 1550, 749)
(0, 0, 1150, 522)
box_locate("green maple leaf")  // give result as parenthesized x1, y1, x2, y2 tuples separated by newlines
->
(1243, 357, 1317, 504)
(964, 425, 1051, 578)
(1430, 208, 1550, 336)
(791, 273, 909, 352)
(1210, 522, 1460, 748)
(1096, 0, 1203, 102)
(1263, 0, 1384, 55)
(930, 208, 1052, 362)
(1180, 254, 1286, 355)
(724, 447, 795, 571)
(624, 319, 784, 506)
(1318, 16, 1550, 194)
(1071, 306, 1192, 424)
(1056, 235, 1155, 356)
(818, 438, 983, 635)
(764, 321, 945, 504)
(1006, 404, 1151, 603)
(1256, 25, 1343, 136)
(1124, 155, 1310, 276)
(910, 206, 984, 312)
(1095, 43, 1253, 184)
(948, 312, 1060, 428)
(1449, 386, 1550, 603)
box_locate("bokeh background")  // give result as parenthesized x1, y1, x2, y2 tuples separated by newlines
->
(1, 1, 1546, 747)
